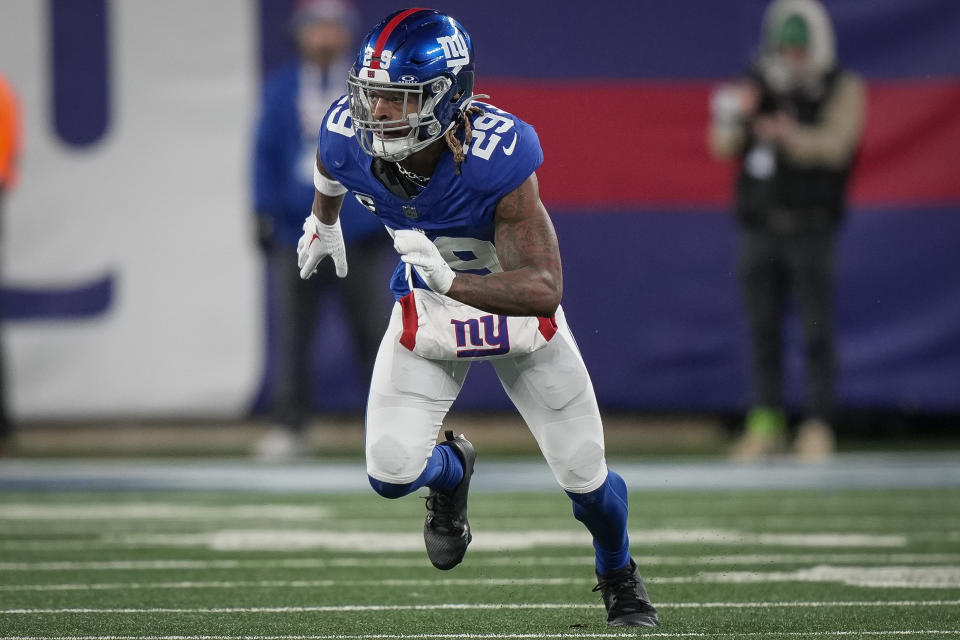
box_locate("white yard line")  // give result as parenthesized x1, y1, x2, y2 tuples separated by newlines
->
(5, 565, 960, 591)
(0, 529, 911, 551)
(0, 504, 332, 520)
(1, 632, 960, 639)
(665, 566, 960, 588)
(3, 554, 960, 571)
(0, 636, 644, 640)
(0, 578, 596, 592)
(2, 601, 959, 615)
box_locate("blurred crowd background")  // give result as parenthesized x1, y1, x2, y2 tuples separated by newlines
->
(0, 0, 957, 454)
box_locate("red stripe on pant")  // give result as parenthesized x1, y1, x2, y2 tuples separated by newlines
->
(399, 292, 419, 351)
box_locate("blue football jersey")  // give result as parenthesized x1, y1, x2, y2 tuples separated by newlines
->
(318, 96, 544, 299)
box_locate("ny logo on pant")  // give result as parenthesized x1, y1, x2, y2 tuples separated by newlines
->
(450, 315, 510, 357)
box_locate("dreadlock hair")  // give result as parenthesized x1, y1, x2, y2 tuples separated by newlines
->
(444, 105, 484, 175)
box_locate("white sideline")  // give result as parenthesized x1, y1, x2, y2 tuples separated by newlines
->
(4, 453, 960, 491)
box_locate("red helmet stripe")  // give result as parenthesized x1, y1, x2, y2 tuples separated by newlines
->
(369, 8, 430, 69)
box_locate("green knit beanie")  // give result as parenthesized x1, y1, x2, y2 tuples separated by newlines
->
(774, 13, 809, 48)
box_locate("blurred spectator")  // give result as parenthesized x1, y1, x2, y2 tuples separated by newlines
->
(252, 0, 393, 461)
(709, 0, 865, 461)
(0, 71, 19, 455)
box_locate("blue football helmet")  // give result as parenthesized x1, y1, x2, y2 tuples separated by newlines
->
(347, 8, 475, 161)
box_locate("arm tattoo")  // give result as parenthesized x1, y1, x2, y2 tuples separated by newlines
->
(445, 174, 563, 317)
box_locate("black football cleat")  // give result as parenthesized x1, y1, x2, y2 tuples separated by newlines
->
(423, 430, 476, 570)
(593, 559, 660, 627)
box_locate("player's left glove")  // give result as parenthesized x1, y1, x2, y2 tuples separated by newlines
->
(394, 229, 455, 295)
(297, 215, 347, 280)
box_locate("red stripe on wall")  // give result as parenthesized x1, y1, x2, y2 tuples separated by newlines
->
(853, 82, 960, 206)
(478, 80, 960, 211)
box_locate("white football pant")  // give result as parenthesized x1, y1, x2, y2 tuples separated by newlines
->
(365, 304, 608, 494)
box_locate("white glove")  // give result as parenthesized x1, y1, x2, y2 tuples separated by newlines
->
(394, 229, 455, 294)
(297, 215, 347, 279)
(710, 84, 743, 125)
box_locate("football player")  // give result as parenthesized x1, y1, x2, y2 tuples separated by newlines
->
(297, 8, 659, 628)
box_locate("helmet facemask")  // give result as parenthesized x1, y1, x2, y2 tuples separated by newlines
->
(348, 70, 454, 162)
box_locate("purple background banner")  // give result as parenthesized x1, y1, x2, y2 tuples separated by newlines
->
(255, 0, 960, 416)
(262, 0, 960, 79)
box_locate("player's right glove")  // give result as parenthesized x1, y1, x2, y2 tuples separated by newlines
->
(394, 229, 455, 295)
(297, 214, 348, 280)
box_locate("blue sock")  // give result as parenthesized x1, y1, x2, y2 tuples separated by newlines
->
(368, 442, 464, 499)
(566, 470, 630, 575)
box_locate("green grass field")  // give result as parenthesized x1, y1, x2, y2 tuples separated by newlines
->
(1, 487, 959, 638)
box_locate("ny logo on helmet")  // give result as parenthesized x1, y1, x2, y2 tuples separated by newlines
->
(436, 33, 469, 68)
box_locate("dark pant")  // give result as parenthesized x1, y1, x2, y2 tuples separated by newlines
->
(267, 237, 394, 431)
(738, 228, 837, 421)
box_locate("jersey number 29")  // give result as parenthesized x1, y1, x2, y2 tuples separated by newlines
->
(467, 112, 515, 160)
